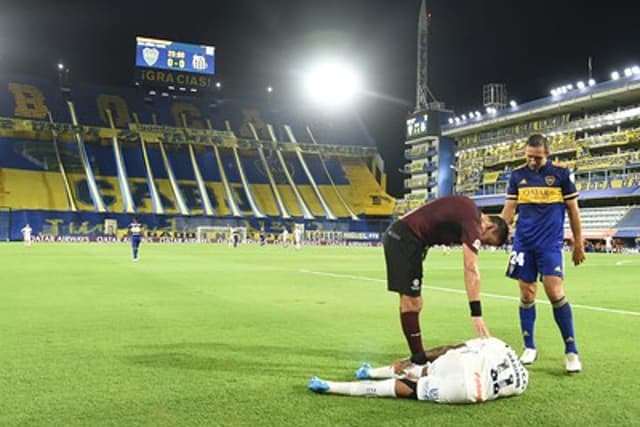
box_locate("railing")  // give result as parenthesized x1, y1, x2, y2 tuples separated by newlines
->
(0, 116, 377, 159)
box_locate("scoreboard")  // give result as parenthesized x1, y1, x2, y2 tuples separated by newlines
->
(136, 37, 215, 75)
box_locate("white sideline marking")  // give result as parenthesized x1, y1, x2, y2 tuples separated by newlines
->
(299, 269, 640, 317)
(615, 260, 633, 266)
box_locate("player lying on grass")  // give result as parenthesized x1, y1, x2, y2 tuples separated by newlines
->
(309, 337, 528, 404)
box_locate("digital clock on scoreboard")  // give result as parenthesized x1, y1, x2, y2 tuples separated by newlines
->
(135, 37, 215, 75)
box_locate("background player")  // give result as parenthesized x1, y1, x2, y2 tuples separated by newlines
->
(127, 218, 145, 261)
(293, 225, 303, 250)
(281, 226, 289, 248)
(501, 133, 585, 373)
(383, 195, 509, 366)
(309, 337, 528, 404)
(604, 235, 614, 253)
(21, 223, 32, 247)
(259, 225, 266, 246)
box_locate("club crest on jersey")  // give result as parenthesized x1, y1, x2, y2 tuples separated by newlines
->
(411, 278, 421, 291)
(545, 176, 556, 186)
(519, 178, 527, 185)
(143, 47, 159, 66)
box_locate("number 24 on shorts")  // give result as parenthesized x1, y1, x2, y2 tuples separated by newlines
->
(509, 251, 525, 267)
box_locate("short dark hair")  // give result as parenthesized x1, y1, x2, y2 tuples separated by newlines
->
(527, 133, 550, 153)
(488, 215, 509, 246)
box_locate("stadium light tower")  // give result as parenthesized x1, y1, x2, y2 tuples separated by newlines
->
(57, 62, 70, 90)
(303, 60, 362, 109)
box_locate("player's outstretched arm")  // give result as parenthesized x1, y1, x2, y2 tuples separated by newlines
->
(462, 243, 490, 338)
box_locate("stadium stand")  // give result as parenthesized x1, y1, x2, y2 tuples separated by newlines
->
(563, 206, 629, 236)
(0, 77, 394, 240)
(614, 207, 640, 230)
(416, 70, 640, 247)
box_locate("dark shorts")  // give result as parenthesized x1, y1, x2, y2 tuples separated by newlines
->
(505, 244, 564, 283)
(383, 221, 427, 297)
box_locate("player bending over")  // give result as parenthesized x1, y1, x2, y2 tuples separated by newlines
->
(309, 337, 528, 404)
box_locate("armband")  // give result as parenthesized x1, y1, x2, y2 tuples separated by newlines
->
(469, 300, 482, 317)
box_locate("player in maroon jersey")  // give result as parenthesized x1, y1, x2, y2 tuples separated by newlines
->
(384, 195, 508, 365)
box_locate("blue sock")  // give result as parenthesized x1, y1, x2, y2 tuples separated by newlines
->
(552, 297, 578, 354)
(519, 301, 536, 349)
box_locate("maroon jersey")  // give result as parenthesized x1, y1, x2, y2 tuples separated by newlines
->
(400, 196, 482, 253)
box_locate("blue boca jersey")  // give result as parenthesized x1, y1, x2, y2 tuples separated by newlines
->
(128, 222, 143, 238)
(506, 160, 578, 249)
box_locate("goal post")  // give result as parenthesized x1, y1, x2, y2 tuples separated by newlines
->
(196, 226, 247, 244)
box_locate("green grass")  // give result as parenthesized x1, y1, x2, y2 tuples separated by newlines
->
(1, 243, 639, 426)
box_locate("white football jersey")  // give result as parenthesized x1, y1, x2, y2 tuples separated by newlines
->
(21, 226, 32, 237)
(417, 337, 528, 404)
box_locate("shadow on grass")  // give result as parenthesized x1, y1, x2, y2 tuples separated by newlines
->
(122, 342, 397, 376)
(531, 367, 579, 378)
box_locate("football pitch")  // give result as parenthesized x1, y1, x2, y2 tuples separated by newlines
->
(1, 243, 639, 426)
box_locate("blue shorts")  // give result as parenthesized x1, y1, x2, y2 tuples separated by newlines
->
(505, 245, 564, 283)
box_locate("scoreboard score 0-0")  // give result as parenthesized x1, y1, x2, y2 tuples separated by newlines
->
(135, 37, 215, 75)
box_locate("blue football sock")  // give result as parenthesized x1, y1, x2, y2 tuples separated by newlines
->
(552, 297, 578, 354)
(519, 300, 536, 349)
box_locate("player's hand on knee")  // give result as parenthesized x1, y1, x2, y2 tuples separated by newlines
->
(471, 316, 491, 338)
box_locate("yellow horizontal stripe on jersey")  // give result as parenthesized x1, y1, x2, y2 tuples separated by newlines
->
(518, 186, 563, 204)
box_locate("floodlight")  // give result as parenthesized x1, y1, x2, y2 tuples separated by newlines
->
(303, 61, 362, 108)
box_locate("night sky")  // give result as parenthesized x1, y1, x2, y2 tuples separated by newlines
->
(1, 0, 639, 196)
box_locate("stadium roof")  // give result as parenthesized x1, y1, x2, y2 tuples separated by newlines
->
(443, 73, 640, 137)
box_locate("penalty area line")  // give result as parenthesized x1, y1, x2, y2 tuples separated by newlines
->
(299, 269, 640, 317)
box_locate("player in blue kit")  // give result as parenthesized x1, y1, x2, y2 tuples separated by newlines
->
(259, 225, 266, 247)
(501, 134, 585, 373)
(127, 218, 145, 262)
